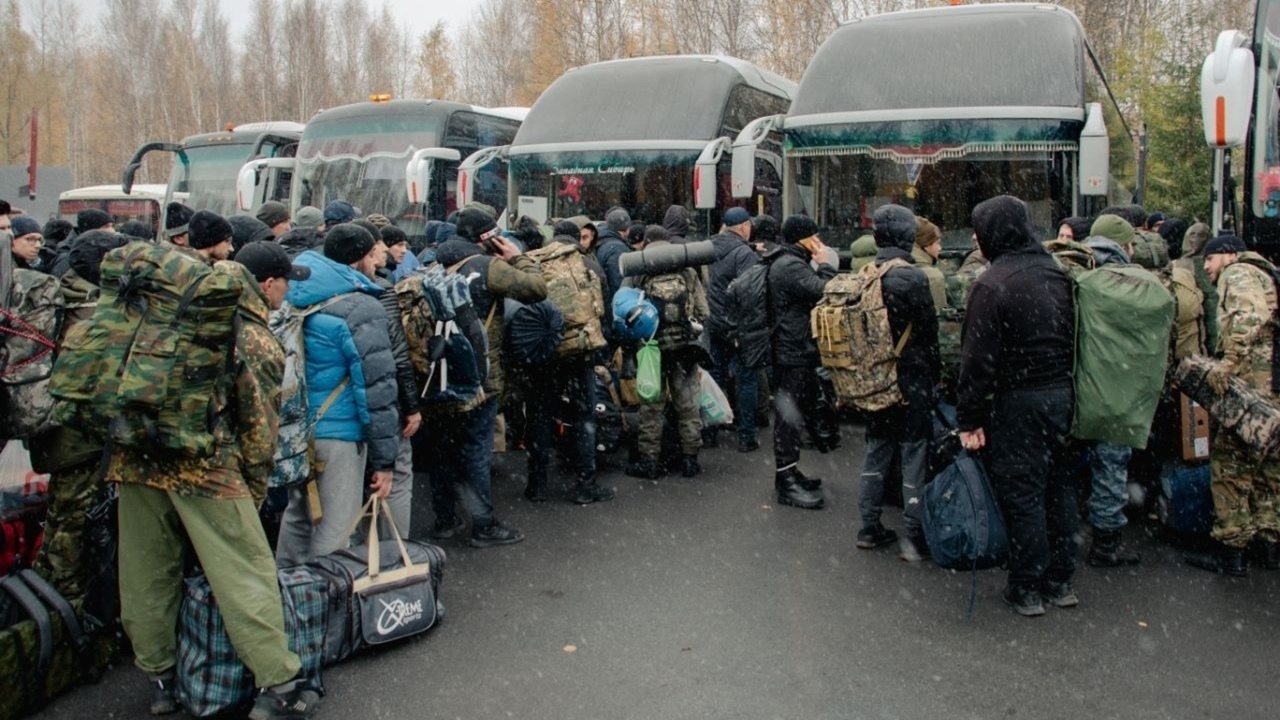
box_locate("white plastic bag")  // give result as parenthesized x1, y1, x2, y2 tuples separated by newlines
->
(698, 369, 734, 428)
(0, 441, 49, 515)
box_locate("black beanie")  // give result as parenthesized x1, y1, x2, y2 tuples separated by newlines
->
(324, 222, 376, 265)
(227, 215, 274, 258)
(455, 207, 499, 243)
(166, 202, 194, 237)
(188, 210, 233, 250)
(781, 215, 819, 245)
(76, 208, 112, 234)
(1203, 234, 1248, 257)
(873, 204, 918, 251)
(68, 230, 130, 286)
(352, 218, 383, 242)
(553, 220, 580, 238)
(380, 225, 409, 247)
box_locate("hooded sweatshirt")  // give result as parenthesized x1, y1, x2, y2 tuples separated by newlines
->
(662, 205, 691, 241)
(285, 250, 400, 470)
(957, 196, 1074, 431)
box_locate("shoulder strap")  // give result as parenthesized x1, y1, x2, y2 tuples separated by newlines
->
(1, 574, 53, 674)
(298, 291, 359, 319)
(19, 570, 87, 655)
(315, 377, 350, 422)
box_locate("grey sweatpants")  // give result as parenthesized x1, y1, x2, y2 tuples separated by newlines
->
(275, 439, 367, 566)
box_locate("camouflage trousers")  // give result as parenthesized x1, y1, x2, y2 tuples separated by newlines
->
(636, 354, 703, 460)
(1210, 431, 1280, 549)
(32, 461, 102, 600)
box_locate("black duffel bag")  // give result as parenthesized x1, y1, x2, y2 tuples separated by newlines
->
(307, 496, 446, 666)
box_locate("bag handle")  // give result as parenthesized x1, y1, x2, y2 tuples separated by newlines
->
(346, 495, 431, 594)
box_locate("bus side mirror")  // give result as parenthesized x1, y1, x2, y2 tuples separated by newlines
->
(694, 137, 731, 210)
(730, 115, 784, 199)
(455, 145, 509, 210)
(406, 147, 462, 206)
(1201, 30, 1255, 149)
(236, 158, 295, 212)
(1079, 102, 1110, 198)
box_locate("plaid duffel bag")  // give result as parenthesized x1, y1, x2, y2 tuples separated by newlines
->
(175, 567, 327, 718)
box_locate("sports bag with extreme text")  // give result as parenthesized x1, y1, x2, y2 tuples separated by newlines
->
(811, 259, 912, 412)
(526, 242, 605, 357)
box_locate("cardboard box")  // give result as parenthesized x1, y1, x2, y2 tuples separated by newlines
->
(1180, 392, 1210, 463)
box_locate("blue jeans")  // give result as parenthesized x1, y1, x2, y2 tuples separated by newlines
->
(1088, 441, 1132, 532)
(708, 337, 759, 444)
(424, 397, 499, 528)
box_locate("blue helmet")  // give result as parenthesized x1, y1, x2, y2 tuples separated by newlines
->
(612, 286, 658, 341)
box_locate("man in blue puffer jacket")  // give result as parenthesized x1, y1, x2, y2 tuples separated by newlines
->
(275, 223, 401, 565)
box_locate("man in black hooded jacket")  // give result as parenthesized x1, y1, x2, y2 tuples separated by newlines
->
(855, 205, 940, 562)
(767, 215, 839, 510)
(957, 195, 1078, 618)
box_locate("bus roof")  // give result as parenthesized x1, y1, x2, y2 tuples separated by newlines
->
(512, 55, 797, 149)
(788, 3, 1087, 127)
(174, 121, 302, 148)
(306, 99, 513, 126)
(60, 184, 170, 201)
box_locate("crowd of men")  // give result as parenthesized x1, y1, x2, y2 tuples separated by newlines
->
(3, 188, 1278, 717)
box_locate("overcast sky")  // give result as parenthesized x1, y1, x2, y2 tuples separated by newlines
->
(22, 0, 486, 42)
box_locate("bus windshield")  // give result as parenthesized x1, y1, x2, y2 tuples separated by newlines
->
(791, 147, 1074, 254)
(510, 149, 704, 234)
(168, 143, 255, 216)
(1251, 1, 1280, 220)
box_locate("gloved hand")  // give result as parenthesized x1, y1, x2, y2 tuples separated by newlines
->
(1207, 358, 1236, 394)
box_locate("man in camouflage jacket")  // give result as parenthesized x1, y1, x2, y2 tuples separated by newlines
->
(1185, 235, 1280, 577)
(31, 231, 129, 601)
(111, 218, 322, 717)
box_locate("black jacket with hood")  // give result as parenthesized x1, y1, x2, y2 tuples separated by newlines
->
(957, 196, 1075, 431)
(768, 243, 837, 367)
(279, 226, 324, 258)
(706, 227, 760, 343)
(593, 227, 630, 308)
(662, 205, 691, 241)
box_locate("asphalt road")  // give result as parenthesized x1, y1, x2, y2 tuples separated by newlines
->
(35, 424, 1280, 720)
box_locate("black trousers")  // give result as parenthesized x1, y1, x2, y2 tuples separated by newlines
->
(773, 365, 819, 473)
(984, 386, 1079, 591)
(526, 359, 598, 486)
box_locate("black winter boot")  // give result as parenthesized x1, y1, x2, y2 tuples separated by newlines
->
(775, 469, 824, 510)
(681, 454, 702, 478)
(1184, 545, 1248, 577)
(1263, 542, 1280, 570)
(571, 480, 616, 505)
(524, 477, 551, 503)
(626, 457, 666, 480)
(795, 469, 823, 492)
(1088, 529, 1141, 567)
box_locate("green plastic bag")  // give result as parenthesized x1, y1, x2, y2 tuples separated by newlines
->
(636, 340, 662, 404)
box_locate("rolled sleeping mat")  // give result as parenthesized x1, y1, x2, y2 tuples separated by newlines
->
(619, 240, 716, 278)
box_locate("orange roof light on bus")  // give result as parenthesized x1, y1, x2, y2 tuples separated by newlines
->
(370, 93, 393, 103)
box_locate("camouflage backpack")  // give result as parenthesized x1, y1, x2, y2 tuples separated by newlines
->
(525, 242, 606, 357)
(642, 270, 697, 351)
(49, 242, 244, 458)
(811, 258, 913, 412)
(268, 293, 358, 489)
(0, 266, 64, 440)
(395, 263, 488, 415)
